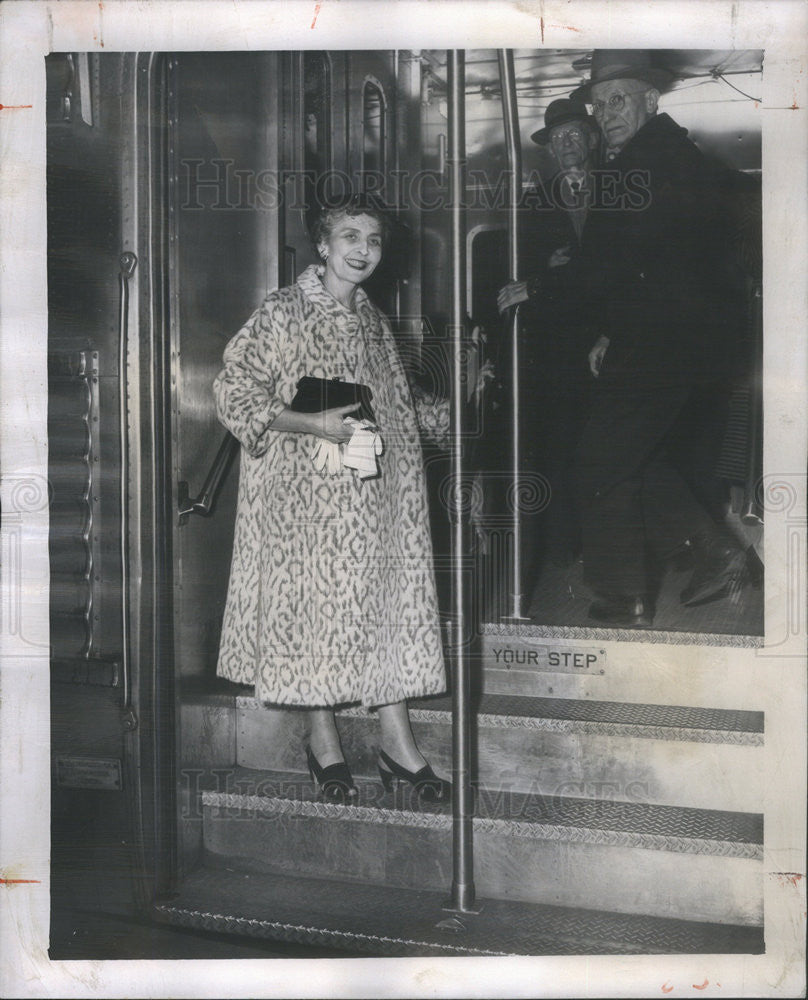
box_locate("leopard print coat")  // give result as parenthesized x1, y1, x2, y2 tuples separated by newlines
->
(213, 265, 449, 707)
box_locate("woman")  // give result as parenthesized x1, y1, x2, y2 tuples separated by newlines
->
(213, 199, 452, 805)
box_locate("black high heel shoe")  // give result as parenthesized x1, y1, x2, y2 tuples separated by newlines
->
(305, 745, 358, 804)
(378, 749, 451, 804)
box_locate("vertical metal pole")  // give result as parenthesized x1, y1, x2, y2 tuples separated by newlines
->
(498, 50, 528, 621)
(117, 251, 137, 720)
(444, 50, 479, 916)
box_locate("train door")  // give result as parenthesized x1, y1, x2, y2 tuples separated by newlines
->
(165, 52, 281, 885)
(47, 52, 138, 924)
(48, 51, 205, 936)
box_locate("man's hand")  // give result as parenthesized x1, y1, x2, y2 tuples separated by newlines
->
(465, 328, 495, 402)
(588, 335, 610, 377)
(470, 359, 495, 403)
(548, 245, 573, 269)
(497, 281, 529, 315)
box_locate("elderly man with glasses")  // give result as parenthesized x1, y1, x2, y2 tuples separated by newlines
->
(496, 98, 600, 575)
(568, 50, 747, 627)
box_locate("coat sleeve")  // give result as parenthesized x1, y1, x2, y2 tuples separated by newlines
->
(213, 295, 290, 458)
(373, 307, 452, 451)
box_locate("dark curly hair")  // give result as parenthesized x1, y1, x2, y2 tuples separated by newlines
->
(308, 195, 392, 255)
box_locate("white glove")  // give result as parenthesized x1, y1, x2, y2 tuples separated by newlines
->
(311, 438, 342, 475)
(342, 417, 383, 479)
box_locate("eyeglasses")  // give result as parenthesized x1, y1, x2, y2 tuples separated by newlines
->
(550, 126, 586, 144)
(590, 90, 647, 117)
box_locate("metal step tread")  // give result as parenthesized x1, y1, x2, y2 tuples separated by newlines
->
(406, 693, 762, 743)
(481, 621, 763, 648)
(154, 865, 764, 956)
(236, 692, 764, 745)
(203, 766, 763, 858)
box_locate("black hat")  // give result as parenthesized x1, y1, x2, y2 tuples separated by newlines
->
(570, 49, 674, 103)
(530, 98, 596, 145)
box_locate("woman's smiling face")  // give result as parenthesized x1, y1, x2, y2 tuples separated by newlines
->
(320, 213, 383, 288)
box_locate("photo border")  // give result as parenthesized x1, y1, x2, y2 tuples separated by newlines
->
(1, 2, 805, 997)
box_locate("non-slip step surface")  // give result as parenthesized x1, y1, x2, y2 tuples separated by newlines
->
(237, 692, 764, 744)
(482, 618, 762, 647)
(155, 865, 764, 956)
(375, 693, 762, 744)
(232, 691, 764, 813)
(466, 693, 762, 733)
(203, 766, 763, 858)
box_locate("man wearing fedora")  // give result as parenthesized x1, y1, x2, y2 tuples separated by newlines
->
(497, 97, 599, 314)
(569, 49, 746, 627)
(496, 97, 600, 573)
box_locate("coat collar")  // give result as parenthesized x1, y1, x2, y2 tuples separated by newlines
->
(297, 263, 371, 321)
(605, 112, 689, 166)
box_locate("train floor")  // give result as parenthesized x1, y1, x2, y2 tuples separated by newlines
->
(47, 840, 347, 960)
(153, 864, 764, 958)
(49, 902, 349, 961)
(525, 550, 763, 637)
(50, 874, 764, 961)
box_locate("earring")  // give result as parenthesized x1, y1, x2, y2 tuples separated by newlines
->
(319, 245, 329, 261)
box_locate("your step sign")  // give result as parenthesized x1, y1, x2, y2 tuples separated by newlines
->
(487, 642, 606, 674)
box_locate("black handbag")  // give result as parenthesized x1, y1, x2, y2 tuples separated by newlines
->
(290, 376, 376, 424)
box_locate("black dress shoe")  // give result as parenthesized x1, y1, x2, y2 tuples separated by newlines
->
(680, 533, 747, 606)
(378, 749, 451, 804)
(589, 595, 653, 628)
(305, 745, 358, 804)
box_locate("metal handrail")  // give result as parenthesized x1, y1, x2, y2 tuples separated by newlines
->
(118, 250, 138, 727)
(498, 49, 528, 622)
(177, 432, 239, 523)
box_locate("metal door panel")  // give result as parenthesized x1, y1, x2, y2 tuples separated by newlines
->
(170, 52, 280, 687)
(47, 51, 135, 924)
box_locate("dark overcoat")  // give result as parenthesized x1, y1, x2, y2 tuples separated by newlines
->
(572, 112, 747, 589)
(579, 112, 743, 386)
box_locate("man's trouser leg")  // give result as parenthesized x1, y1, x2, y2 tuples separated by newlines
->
(576, 378, 703, 598)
